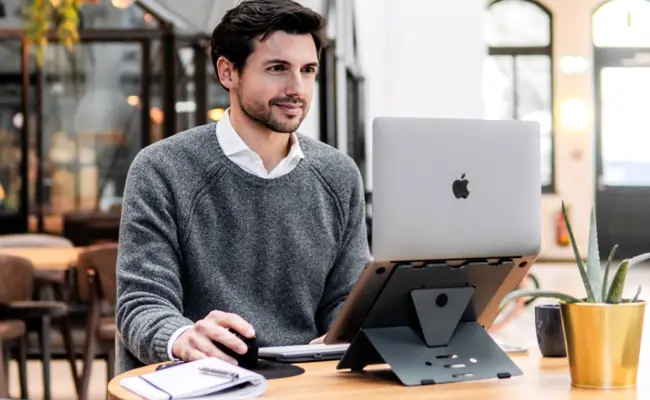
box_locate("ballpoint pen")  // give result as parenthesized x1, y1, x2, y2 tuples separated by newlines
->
(198, 366, 240, 380)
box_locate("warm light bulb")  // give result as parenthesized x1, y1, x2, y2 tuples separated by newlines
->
(560, 56, 589, 74)
(127, 95, 140, 107)
(150, 108, 164, 124)
(12, 112, 23, 129)
(111, 0, 135, 9)
(561, 98, 590, 130)
(208, 108, 225, 121)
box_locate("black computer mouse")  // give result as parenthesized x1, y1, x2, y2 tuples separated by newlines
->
(214, 329, 259, 370)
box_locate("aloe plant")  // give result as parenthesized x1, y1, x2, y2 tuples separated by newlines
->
(500, 201, 650, 307)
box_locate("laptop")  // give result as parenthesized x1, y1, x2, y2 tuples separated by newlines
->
(371, 116, 541, 262)
(258, 342, 528, 363)
(258, 343, 351, 363)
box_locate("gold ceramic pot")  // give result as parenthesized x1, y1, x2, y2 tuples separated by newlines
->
(560, 300, 646, 389)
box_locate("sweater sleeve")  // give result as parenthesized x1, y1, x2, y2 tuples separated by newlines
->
(115, 150, 195, 365)
(317, 165, 371, 333)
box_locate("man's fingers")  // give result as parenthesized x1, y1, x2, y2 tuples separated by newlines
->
(181, 348, 208, 362)
(209, 325, 248, 355)
(208, 311, 255, 338)
(194, 319, 248, 355)
(184, 347, 237, 366)
(213, 349, 239, 366)
(309, 334, 326, 345)
(188, 331, 240, 363)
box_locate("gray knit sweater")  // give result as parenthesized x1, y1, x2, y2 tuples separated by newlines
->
(114, 123, 370, 373)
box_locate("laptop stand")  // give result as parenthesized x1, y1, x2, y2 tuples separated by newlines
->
(336, 260, 523, 386)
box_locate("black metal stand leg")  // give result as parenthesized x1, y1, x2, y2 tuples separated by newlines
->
(338, 286, 523, 386)
(39, 315, 52, 400)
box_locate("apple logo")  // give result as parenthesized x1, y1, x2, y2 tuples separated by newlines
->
(452, 174, 470, 199)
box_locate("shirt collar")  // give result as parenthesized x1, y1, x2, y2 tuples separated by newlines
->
(216, 108, 305, 159)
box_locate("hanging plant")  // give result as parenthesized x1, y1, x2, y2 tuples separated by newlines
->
(23, 0, 83, 66)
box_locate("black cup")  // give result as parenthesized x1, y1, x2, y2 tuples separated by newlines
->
(535, 303, 567, 357)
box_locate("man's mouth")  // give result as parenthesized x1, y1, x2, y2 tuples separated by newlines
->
(274, 102, 303, 116)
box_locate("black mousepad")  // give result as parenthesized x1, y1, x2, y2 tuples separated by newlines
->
(251, 360, 305, 379)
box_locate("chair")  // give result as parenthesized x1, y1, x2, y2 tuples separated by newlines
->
(76, 243, 118, 400)
(0, 254, 79, 400)
(0, 320, 28, 399)
(0, 234, 74, 249)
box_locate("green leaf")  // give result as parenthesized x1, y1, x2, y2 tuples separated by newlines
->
(602, 244, 618, 302)
(631, 285, 642, 303)
(606, 259, 629, 304)
(586, 206, 602, 302)
(500, 288, 583, 309)
(607, 253, 650, 304)
(628, 252, 650, 267)
(562, 201, 596, 302)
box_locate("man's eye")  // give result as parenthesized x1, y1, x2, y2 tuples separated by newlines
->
(269, 65, 285, 72)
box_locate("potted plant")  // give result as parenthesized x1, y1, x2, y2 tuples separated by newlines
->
(501, 201, 649, 389)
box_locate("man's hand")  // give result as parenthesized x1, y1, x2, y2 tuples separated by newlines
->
(309, 334, 326, 345)
(172, 310, 255, 364)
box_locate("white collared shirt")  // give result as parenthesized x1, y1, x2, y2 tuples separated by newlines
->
(215, 108, 305, 178)
(166, 108, 305, 360)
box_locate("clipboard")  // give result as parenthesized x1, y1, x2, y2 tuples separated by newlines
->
(120, 357, 267, 399)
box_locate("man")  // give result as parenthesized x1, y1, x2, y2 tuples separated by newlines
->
(115, 0, 370, 373)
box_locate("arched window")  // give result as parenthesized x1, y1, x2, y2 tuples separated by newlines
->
(593, 0, 650, 48)
(591, 0, 650, 260)
(484, 0, 554, 192)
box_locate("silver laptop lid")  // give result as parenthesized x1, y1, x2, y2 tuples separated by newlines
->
(371, 117, 542, 262)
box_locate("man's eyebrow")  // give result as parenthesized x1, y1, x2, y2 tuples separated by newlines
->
(264, 59, 319, 68)
(265, 58, 291, 66)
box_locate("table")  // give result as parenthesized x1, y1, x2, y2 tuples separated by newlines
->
(0, 247, 81, 270)
(0, 247, 82, 282)
(107, 349, 648, 399)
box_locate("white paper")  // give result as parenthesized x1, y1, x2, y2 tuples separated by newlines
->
(120, 358, 266, 400)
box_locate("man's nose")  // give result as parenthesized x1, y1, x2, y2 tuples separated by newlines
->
(285, 71, 305, 96)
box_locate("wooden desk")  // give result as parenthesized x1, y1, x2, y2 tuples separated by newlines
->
(107, 350, 648, 399)
(0, 247, 81, 270)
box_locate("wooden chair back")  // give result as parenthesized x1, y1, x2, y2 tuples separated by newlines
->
(75, 243, 118, 306)
(0, 254, 33, 304)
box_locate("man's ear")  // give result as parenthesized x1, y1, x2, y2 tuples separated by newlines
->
(216, 56, 236, 90)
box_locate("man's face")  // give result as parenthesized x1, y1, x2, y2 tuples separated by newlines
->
(224, 31, 319, 133)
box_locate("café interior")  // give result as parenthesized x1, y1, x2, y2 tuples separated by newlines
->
(1, 0, 650, 398)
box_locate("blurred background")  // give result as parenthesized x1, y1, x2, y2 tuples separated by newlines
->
(1, 0, 648, 260)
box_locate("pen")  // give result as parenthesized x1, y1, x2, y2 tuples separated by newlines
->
(198, 366, 240, 380)
(155, 360, 185, 371)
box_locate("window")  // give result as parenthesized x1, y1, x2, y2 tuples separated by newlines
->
(318, 42, 338, 147)
(593, 0, 650, 48)
(484, 0, 554, 191)
(593, 0, 650, 187)
(346, 69, 366, 182)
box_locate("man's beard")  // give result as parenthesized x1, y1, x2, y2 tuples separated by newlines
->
(236, 86, 307, 133)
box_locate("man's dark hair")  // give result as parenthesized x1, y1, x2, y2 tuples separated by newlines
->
(210, 0, 326, 88)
